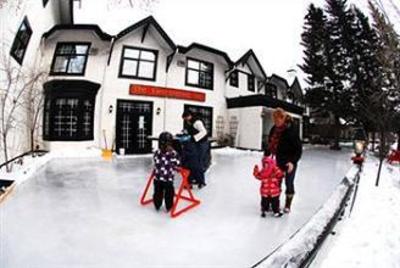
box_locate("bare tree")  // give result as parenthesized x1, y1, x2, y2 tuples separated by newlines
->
(0, 52, 46, 172)
(24, 69, 48, 152)
(106, 0, 159, 11)
(0, 0, 22, 11)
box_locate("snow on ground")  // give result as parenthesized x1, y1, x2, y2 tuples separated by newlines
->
(0, 147, 352, 268)
(257, 166, 358, 268)
(0, 147, 103, 185)
(316, 157, 400, 268)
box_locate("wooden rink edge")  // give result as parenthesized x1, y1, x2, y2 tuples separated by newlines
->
(0, 182, 16, 205)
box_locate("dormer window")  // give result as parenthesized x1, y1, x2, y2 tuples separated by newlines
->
(185, 58, 214, 90)
(248, 74, 255, 92)
(119, 46, 158, 81)
(50, 43, 91, 76)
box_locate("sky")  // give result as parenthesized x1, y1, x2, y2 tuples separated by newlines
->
(75, 0, 398, 87)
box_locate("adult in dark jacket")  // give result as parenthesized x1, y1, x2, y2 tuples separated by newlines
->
(268, 108, 302, 213)
(181, 111, 209, 188)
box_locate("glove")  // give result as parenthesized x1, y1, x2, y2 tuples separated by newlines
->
(253, 165, 259, 177)
(177, 135, 191, 143)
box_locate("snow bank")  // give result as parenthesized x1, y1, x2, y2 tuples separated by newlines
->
(0, 153, 51, 185)
(255, 166, 358, 268)
(319, 159, 400, 268)
(212, 147, 263, 157)
(0, 147, 103, 185)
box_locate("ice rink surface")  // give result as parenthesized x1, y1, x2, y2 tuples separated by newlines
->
(0, 147, 352, 268)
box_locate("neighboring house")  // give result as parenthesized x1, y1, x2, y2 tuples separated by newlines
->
(0, 0, 74, 163)
(2, 4, 307, 157)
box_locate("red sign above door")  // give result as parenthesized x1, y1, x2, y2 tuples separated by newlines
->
(129, 84, 206, 102)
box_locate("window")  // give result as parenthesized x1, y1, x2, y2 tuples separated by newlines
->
(43, 0, 49, 7)
(265, 83, 278, 99)
(43, 95, 96, 141)
(10, 17, 32, 65)
(248, 74, 255, 92)
(119, 46, 158, 81)
(185, 58, 214, 90)
(50, 43, 90, 75)
(184, 104, 213, 136)
(257, 80, 264, 93)
(229, 70, 239, 87)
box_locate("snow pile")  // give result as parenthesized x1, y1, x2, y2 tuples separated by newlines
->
(319, 159, 400, 268)
(0, 153, 51, 185)
(212, 147, 262, 157)
(0, 147, 103, 185)
(48, 146, 102, 158)
(257, 166, 358, 268)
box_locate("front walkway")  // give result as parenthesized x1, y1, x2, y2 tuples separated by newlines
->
(0, 147, 352, 268)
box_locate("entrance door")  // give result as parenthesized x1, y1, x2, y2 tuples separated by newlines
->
(116, 100, 153, 154)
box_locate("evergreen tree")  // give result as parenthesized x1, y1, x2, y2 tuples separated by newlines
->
(300, 4, 331, 125)
(300, 4, 329, 86)
(324, 0, 356, 149)
(349, 6, 381, 132)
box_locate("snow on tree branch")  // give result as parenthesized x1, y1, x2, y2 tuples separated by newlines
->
(106, 0, 159, 11)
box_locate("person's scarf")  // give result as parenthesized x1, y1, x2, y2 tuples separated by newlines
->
(268, 125, 286, 155)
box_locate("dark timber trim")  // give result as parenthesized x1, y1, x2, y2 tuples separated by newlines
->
(116, 16, 176, 51)
(234, 49, 267, 80)
(227, 94, 304, 115)
(141, 22, 150, 43)
(178, 43, 233, 67)
(43, 24, 112, 41)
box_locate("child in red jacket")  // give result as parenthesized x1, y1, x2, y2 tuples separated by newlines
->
(253, 149, 284, 218)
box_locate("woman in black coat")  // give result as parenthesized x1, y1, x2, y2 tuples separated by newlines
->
(268, 108, 302, 213)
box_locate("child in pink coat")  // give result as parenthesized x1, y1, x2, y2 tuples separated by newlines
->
(253, 149, 284, 218)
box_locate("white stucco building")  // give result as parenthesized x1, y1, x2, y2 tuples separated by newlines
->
(1, 2, 305, 159)
(0, 0, 73, 163)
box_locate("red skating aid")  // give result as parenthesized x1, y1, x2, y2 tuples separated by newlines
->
(140, 168, 201, 218)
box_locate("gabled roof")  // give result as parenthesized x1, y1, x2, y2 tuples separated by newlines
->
(234, 49, 267, 79)
(43, 24, 113, 41)
(178, 43, 233, 66)
(289, 77, 304, 102)
(269, 74, 290, 89)
(115, 16, 176, 51)
(290, 77, 303, 93)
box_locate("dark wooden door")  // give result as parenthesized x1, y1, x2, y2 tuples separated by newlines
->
(116, 100, 153, 154)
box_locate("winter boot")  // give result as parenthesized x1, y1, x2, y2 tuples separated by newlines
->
(261, 211, 266, 218)
(274, 212, 283, 218)
(198, 183, 207, 189)
(284, 194, 294, 213)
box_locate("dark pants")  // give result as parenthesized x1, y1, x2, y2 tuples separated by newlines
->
(195, 140, 209, 185)
(153, 180, 175, 211)
(261, 196, 280, 213)
(181, 141, 202, 185)
(285, 164, 297, 195)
